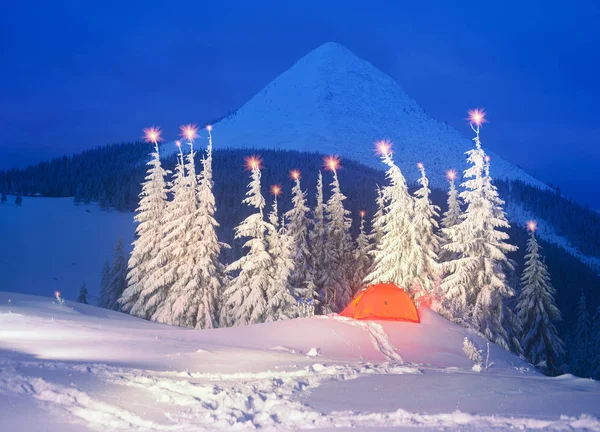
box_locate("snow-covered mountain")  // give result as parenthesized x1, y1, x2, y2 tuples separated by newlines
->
(2, 291, 599, 431)
(193, 42, 546, 189)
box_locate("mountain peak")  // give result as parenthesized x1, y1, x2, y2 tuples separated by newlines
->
(210, 43, 545, 189)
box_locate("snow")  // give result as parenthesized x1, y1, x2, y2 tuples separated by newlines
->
(2, 292, 599, 431)
(0, 197, 133, 301)
(186, 42, 547, 191)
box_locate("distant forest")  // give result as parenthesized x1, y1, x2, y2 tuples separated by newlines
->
(1, 142, 599, 355)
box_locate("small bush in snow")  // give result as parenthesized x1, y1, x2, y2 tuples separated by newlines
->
(463, 337, 494, 372)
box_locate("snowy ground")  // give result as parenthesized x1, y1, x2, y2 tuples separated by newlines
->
(1, 292, 599, 431)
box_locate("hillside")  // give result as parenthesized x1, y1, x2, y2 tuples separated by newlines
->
(200, 42, 545, 189)
(1, 292, 599, 431)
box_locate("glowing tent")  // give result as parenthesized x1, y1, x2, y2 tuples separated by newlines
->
(339, 283, 420, 323)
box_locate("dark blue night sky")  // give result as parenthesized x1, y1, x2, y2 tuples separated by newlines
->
(1, 1, 598, 208)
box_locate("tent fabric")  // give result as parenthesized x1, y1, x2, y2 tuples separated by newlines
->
(339, 283, 420, 323)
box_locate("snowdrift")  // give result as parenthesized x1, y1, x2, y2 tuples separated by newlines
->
(1, 292, 599, 431)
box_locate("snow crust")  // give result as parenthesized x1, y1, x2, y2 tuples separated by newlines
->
(1, 292, 599, 431)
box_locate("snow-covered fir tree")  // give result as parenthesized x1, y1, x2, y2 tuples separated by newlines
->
(120, 128, 167, 316)
(516, 222, 564, 374)
(441, 112, 519, 352)
(157, 125, 226, 329)
(265, 189, 298, 321)
(104, 239, 127, 311)
(77, 283, 88, 304)
(407, 163, 441, 301)
(222, 157, 273, 326)
(284, 170, 316, 304)
(591, 305, 600, 379)
(352, 211, 371, 295)
(98, 260, 111, 309)
(192, 126, 227, 329)
(322, 156, 353, 313)
(439, 170, 462, 262)
(365, 141, 416, 290)
(572, 291, 592, 377)
(140, 144, 191, 323)
(309, 171, 327, 313)
(1, 192, 6, 204)
(369, 185, 385, 250)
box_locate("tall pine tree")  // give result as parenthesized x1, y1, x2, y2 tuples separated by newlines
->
(516, 222, 564, 374)
(441, 112, 518, 352)
(591, 305, 600, 379)
(572, 291, 592, 377)
(120, 128, 167, 315)
(309, 171, 327, 313)
(439, 170, 461, 262)
(407, 163, 441, 301)
(222, 157, 273, 326)
(352, 211, 371, 295)
(365, 141, 416, 291)
(322, 156, 353, 313)
(77, 283, 88, 304)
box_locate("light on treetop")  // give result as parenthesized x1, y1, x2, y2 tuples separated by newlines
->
(375, 139, 392, 156)
(324, 155, 341, 172)
(484, 155, 491, 163)
(527, 220, 537, 232)
(446, 169, 457, 181)
(360, 210, 366, 218)
(244, 155, 262, 171)
(290, 169, 301, 180)
(467, 108, 487, 127)
(54, 290, 61, 299)
(175, 140, 181, 147)
(270, 184, 282, 196)
(206, 124, 213, 132)
(180, 124, 199, 142)
(143, 126, 162, 144)
(417, 162, 424, 170)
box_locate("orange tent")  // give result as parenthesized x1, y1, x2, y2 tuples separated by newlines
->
(339, 283, 420, 323)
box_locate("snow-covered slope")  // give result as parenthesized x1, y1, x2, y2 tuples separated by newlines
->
(0, 197, 132, 301)
(184, 42, 546, 189)
(1, 292, 599, 431)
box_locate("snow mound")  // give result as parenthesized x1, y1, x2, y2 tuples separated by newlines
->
(2, 292, 600, 431)
(198, 42, 545, 190)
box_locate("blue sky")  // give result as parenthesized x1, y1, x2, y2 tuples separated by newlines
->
(1, 1, 598, 208)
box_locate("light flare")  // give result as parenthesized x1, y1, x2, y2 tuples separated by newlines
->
(467, 108, 487, 126)
(206, 124, 213, 132)
(244, 155, 262, 171)
(375, 139, 392, 156)
(180, 124, 199, 142)
(143, 126, 162, 144)
(54, 291, 61, 299)
(417, 162, 424, 170)
(484, 155, 491, 163)
(527, 220, 537, 232)
(290, 169, 301, 180)
(324, 155, 341, 172)
(360, 210, 366, 218)
(175, 140, 181, 147)
(446, 169, 457, 181)
(270, 184, 282, 196)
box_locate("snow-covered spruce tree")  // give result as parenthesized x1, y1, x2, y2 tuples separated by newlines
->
(516, 222, 564, 374)
(591, 305, 600, 379)
(98, 260, 111, 309)
(441, 111, 518, 352)
(352, 211, 371, 295)
(265, 189, 298, 321)
(159, 125, 227, 329)
(369, 185, 385, 250)
(439, 170, 462, 262)
(322, 156, 353, 313)
(365, 141, 415, 290)
(77, 283, 88, 304)
(309, 171, 327, 313)
(407, 163, 441, 301)
(222, 157, 273, 326)
(140, 143, 190, 323)
(572, 291, 592, 377)
(106, 239, 127, 310)
(284, 170, 317, 304)
(120, 128, 167, 316)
